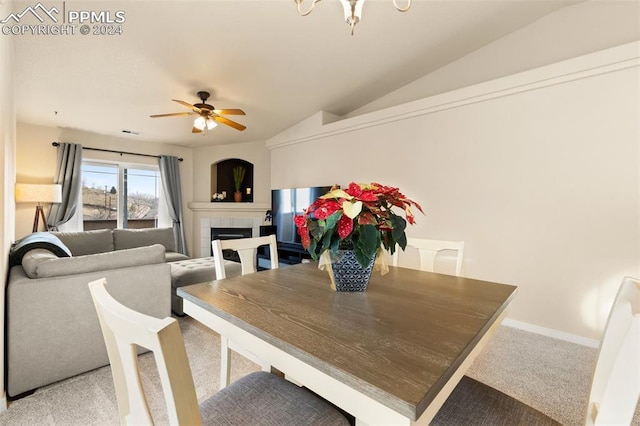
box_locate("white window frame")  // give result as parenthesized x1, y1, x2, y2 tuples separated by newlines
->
(81, 159, 169, 230)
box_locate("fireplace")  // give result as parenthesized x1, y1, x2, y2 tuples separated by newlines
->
(196, 216, 264, 258)
(211, 227, 253, 261)
(211, 227, 253, 240)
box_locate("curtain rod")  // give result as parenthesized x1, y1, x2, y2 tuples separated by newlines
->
(51, 142, 183, 162)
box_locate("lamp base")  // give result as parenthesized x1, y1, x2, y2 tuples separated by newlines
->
(33, 204, 48, 233)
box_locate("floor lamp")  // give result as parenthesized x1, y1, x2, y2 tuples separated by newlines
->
(15, 183, 63, 233)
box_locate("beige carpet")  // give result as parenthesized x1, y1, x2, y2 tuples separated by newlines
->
(0, 316, 637, 425)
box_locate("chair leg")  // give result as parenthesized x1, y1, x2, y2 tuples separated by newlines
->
(220, 336, 231, 389)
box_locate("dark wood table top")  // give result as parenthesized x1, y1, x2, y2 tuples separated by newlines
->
(179, 262, 517, 420)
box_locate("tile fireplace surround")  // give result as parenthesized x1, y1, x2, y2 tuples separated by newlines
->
(189, 202, 270, 258)
(200, 216, 263, 257)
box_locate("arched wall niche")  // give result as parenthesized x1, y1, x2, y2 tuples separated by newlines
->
(210, 158, 254, 202)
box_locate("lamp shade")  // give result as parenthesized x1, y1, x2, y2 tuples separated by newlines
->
(194, 116, 206, 130)
(206, 118, 218, 130)
(15, 184, 62, 203)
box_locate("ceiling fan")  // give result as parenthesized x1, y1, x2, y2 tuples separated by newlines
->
(150, 91, 246, 134)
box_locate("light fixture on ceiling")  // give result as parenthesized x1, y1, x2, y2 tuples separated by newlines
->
(151, 91, 246, 134)
(294, 0, 411, 35)
(193, 116, 218, 135)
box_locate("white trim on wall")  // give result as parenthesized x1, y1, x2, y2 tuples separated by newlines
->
(503, 318, 600, 348)
(266, 41, 640, 149)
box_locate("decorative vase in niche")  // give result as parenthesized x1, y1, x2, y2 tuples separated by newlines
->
(330, 250, 375, 292)
(234, 191, 242, 202)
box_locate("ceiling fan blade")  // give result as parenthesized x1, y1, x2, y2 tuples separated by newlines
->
(172, 99, 201, 113)
(192, 126, 202, 133)
(213, 115, 246, 131)
(212, 109, 245, 115)
(150, 112, 194, 118)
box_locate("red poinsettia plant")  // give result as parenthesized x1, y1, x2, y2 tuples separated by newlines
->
(294, 182, 424, 268)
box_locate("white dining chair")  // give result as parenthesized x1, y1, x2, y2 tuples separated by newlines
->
(212, 234, 278, 279)
(391, 237, 465, 276)
(584, 276, 639, 425)
(88, 278, 350, 426)
(211, 234, 278, 388)
(432, 276, 640, 425)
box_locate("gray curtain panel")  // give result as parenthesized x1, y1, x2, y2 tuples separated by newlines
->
(47, 143, 83, 230)
(159, 155, 188, 255)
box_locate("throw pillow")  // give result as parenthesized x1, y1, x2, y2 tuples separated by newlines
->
(21, 249, 60, 279)
(28, 244, 165, 278)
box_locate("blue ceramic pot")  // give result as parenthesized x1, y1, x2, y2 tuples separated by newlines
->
(330, 250, 375, 292)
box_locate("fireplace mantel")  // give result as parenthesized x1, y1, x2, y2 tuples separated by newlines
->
(188, 202, 270, 213)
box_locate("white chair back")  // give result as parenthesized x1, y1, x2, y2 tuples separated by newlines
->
(212, 234, 278, 279)
(88, 278, 201, 425)
(391, 238, 465, 276)
(585, 276, 640, 425)
(211, 234, 278, 388)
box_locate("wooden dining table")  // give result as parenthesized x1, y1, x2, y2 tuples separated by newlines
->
(178, 262, 517, 425)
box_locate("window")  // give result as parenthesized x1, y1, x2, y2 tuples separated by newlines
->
(81, 161, 165, 230)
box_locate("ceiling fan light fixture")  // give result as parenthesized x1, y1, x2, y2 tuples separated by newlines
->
(294, 0, 411, 35)
(194, 116, 206, 131)
(151, 90, 246, 134)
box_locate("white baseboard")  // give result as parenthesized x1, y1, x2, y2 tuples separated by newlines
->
(502, 318, 600, 349)
(0, 394, 6, 412)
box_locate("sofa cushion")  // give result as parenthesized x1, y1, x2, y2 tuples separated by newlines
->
(52, 229, 114, 255)
(24, 244, 166, 279)
(21, 249, 60, 279)
(113, 227, 176, 252)
(169, 257, 218, 289)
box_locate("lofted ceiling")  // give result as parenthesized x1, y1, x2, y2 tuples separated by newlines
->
(13, 0, 581, 147)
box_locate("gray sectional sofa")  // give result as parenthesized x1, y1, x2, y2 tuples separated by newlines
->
(5, 227, 186, 397)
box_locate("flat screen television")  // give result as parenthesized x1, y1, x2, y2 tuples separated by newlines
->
(271, 186, 333, 250)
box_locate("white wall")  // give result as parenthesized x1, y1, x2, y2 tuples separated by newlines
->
(15, 123, 195, 254)
(269, 44, 640, 341)
(0, 0, 16, 411)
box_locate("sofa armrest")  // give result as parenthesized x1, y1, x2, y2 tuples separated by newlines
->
(6, 262, 171, 397)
